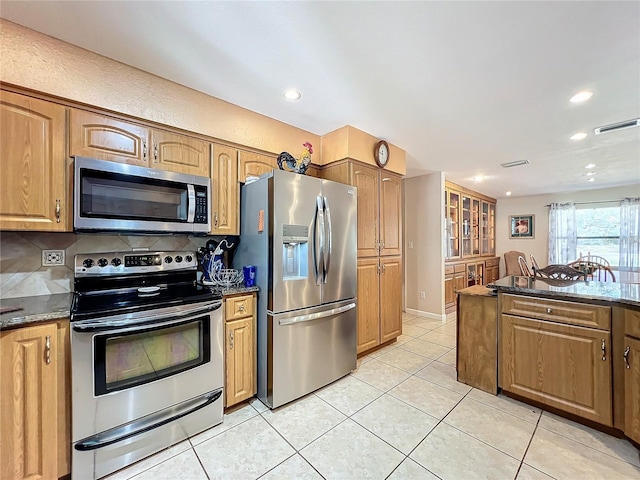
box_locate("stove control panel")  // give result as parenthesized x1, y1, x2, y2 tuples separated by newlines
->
(74, 251, 198, 276)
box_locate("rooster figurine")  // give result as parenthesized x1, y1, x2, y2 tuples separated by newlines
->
(277, 142, 313, 174)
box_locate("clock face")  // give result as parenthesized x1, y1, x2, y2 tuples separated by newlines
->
(375, 141, 389, 168)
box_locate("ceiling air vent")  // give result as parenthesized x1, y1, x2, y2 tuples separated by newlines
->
(500, 159, 530, 168)
(594, 118, 640, 135)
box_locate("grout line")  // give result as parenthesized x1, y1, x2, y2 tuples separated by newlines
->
(191, 446, 211, 480)
(514, 412, 544, 479)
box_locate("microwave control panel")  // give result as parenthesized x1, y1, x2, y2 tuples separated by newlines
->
(195, 186, 208, 224)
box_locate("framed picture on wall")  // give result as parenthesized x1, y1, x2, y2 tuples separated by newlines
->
(509, 214, 535, 239)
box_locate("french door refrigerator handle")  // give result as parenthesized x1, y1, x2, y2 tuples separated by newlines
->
(278, 302, 356, 326)
(314, 196, 325, 285)
(323, 196, 332, 283)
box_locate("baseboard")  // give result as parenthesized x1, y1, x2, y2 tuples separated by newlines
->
(404, 308, 447, 322)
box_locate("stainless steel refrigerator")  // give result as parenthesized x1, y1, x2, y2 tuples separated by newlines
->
(235, 169, 357, 408)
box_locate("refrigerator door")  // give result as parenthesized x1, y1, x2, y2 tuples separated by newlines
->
(321, 179, 358, 304)
(266, 299, 357, 408)
(271, 170, 323, 313)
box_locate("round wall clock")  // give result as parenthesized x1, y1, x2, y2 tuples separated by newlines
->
(374, 140, 390, 168)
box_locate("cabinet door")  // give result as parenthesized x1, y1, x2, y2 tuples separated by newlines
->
(0, 91, 68, 231)
(461, 195, 472, 257)
(357, 257, 381, 353)
(444, 274, 456, 308)
(225, 318, 254, 407)
(481, 201, 490, 255)
(379, 173, 402, 256)
(69, 109, 150, 166)
(472, 198, 481, 255)
(353, 164, 380, 257)
(500, 315, 612, 426)
(624, 336, 640, 444)
(380, 256, 403, 343)
(445, 189, 461, 259)
(488, 203, 496, 255)
(1, 323, 58, 480)
(151, 129, 210, 176)
(238, 150, 277, 182)
(211, 144, 239, 235)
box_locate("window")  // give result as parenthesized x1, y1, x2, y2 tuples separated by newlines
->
(575, 206, 620, 267)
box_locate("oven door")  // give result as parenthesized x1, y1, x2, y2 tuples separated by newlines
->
(74, 156, 210, 233)
(71, 300, 223, 443)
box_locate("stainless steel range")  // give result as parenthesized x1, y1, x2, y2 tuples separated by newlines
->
(70, 251, 223, 480)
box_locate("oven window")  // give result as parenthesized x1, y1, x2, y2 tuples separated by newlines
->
(80, 169, 188, 222)
(94, 317, 211, 395)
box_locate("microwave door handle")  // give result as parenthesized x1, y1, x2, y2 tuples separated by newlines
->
(187, 184, 196, 223)
(323, 196, 332, 283)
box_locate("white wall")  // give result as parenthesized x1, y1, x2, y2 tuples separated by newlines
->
(496, 183, 640, 276)
(404, 172, 445, 319)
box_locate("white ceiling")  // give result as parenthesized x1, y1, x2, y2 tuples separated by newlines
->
(2, 1, 639, 199)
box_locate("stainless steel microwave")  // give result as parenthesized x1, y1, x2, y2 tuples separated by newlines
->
(74, 157, 211, 233)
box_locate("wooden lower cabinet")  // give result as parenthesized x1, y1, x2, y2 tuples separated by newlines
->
(1, 320, 71, 480)
(457, 286, 498, 394)
(380, 256, 402, 343)
(624, 335, 640, 444)
(356, 258, 380, 353)
(500, 314, 612, 426)
(224, 294, 257, 407)
(356, 256, 402, 354)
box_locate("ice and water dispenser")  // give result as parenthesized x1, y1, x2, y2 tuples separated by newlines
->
(282, 224, 309, 280)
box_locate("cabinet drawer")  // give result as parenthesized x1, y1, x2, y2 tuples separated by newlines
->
(501, 294, 611, 330)
(485, 257, 499, 267)
(225, 295, 254, 321)
(445, 265, 455, 275)
(454, 264, 466, 273)
(624, 309, 640, 338)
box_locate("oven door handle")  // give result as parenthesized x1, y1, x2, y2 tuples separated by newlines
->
(74, 389, 222, 451)
(72, 301, 221, 333)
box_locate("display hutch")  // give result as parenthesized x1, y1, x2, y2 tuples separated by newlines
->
(444, 181, 498, 313)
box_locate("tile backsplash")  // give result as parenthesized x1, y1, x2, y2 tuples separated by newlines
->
(0, 232, 209, 299)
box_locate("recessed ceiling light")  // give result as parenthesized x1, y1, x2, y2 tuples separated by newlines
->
(283, 88, 301, 101)
(472, 176, 485, 182)
(586, 172, 595, 176)
(570, 91, 593, 103)
(570, 132, 587, 141)
(588, 177, 595, 182)
(585, 163, 596, 169)
(506, 191, 512, 196)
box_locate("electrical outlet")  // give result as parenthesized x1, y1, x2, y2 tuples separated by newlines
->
(420, 291, 426, 299)
(408, 241, 414, 249)
(42, 250, 65, 266)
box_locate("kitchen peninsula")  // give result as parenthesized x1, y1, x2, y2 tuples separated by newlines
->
(457, 276, 640, 448)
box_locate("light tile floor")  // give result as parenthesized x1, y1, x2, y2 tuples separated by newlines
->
(105, 312, 640, 480)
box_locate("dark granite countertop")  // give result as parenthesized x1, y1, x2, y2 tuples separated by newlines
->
(1, 286, 260, 331)
(0, 293, 72, 330)
(490, 276, 640, 309)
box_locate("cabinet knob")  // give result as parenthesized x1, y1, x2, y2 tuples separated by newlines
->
(214, 212, 218, 228)
(143, 141, 147, 160)
(154, 144, 158, 163)
(55, 199, 61, 223)
(238, 304, 245, 312)
(546, 308, 552, 314)
(601, 339, 606, 361)
(229, 330, 234, 349)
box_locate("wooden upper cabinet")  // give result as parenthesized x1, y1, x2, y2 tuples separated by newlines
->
(0, 91, 69, 231)
(211, 144, 239, 235)
(151, 129, 210, 176)
(352, 163, 380, 257)
(1, 322, 58, 480)
(238, 150, 278, 182)
(69, 109, 150, 166)
(379, 173, 402, 256)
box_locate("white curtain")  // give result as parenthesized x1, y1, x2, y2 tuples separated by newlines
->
(548, 202, 577, 264)
(620, 197, 640, 271)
